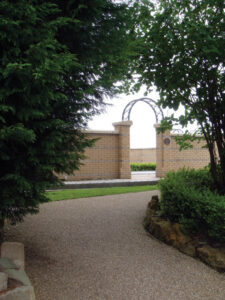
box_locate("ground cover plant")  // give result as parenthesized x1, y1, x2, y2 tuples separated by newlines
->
(47, 185, 158, 201)
(130, 162, 156, 171)
(159, 168, 225, 244)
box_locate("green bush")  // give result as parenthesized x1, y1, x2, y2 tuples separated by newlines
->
(130, 162, 156, 171)
(159, 168, 225, 243)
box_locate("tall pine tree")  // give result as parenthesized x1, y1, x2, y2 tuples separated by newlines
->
(0, 0, 136, 227)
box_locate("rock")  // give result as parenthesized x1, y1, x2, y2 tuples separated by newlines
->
(197, 245, 225, 272)
(148, 195, 160, 211)
(145, 196, 160, 228)
(179, 241, 196, 257)
(148, 217, 196, 256)
(148, 217, 170, 242)
(0, 272, 8, 292)
(171, 224, 196, 257)
(145, 201, 225, 272)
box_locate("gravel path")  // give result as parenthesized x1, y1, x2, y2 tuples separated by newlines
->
(4, 191, 225, 300)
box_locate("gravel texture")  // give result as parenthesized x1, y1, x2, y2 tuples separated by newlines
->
(4, 191, 225, 300)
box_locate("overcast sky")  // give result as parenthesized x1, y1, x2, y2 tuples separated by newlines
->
(87, 85, 199, 149)
(88, 89, 168, 149)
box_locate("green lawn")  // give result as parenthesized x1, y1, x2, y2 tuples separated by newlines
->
(46, 185, 158, 201)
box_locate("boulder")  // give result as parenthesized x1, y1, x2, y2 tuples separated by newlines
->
(197, 245, 225, 272)
(171, 223, 196, 257)
(145, 195, 225, 272)
(147, 195, 160, 211)
(148, 216, 196, 257)
(148, 217, 170, 241)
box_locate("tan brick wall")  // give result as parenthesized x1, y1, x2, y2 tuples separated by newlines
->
(58, 121, 132, 181)
(113, 121, 132, 179)
(155, 125, 210, 177)
(58, 122, 210, 181)
(130, 148, 156, 163)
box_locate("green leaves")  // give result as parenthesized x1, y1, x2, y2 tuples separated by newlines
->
(130, 162, 156, 171)
(0, 124, 36, 144)
(134, 0, 225, 192)
(159, 168, 225, 243)
(0, 0, 138, 224)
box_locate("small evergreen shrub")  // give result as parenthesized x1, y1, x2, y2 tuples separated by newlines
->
(130, 162, 156, 171)
(159, 168, 225, 243)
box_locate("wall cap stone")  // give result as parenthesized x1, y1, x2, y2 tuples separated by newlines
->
(0, 242, 36, 300)
(113, 121, 133, 127)
(130, 148, 156, 150)
(1, 242, 24, 270)
(0, 286, 35, 300)
(0, 258, 18, 271)
(81, 129, 119, 135)
(0, 272, 7, 292)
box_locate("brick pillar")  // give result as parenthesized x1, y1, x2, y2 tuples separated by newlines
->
(154, 124, 171, 178)
(113, 121, 133, 179)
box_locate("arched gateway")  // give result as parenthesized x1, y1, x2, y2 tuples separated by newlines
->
(123, 98, 210, 179)
(122, 97, 164, 123)
(57, 97, 210, 181)
(123, 98, 164, 178)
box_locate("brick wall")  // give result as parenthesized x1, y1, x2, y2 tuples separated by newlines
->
(130, 148, 156, 163)
(58, 121, 210, 181)
(58, 121, 132, 181)
(155, 125, 210, 177)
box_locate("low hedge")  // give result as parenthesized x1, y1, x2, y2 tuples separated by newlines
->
(130, 162, 156, 171)
(159, 168, 225, 243)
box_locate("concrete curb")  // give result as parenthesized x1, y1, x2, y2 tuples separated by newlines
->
(0, 242, 35, 300)
(61, 180, 159, 189)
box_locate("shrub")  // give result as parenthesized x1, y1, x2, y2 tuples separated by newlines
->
(130, 162, 156, 171)
(159, 168, 225, 243)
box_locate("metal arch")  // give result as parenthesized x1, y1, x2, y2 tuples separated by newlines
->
(171, 129, 184, 134)
(122, 98, 164, 123)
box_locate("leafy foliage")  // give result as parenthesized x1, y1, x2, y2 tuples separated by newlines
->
(130, 162, 156, 171)
(134, 0, 225, 193)
(0, 0, 136, 224)
(159, 169, 225, 243)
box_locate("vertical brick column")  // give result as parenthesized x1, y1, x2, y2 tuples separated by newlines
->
(154, 124, 163, 178)
(154, 124, 171, 178)
(113, 121, 133, 179)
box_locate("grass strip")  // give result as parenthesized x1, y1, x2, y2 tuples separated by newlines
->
(46, 185, 158, 201)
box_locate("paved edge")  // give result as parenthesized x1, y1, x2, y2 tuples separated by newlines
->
(52, 180, 159, 190)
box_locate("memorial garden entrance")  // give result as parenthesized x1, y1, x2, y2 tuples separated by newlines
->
(58, 98, 210, 181)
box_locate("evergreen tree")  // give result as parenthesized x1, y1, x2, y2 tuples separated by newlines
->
(0, 0, 136, 226)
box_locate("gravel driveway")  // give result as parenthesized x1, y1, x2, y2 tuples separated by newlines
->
(4, 191, 225, 300)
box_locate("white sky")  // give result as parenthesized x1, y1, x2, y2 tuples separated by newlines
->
(88, 88, 166, 149)
(88, 86, 199, 149)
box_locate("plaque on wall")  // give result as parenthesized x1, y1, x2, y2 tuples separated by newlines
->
(164, 137, 170, 145)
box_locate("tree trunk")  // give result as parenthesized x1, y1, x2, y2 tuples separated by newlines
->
(201, 125, 223, 192)
(0, 218, 4, 243)
(216, 139, 225, 194)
